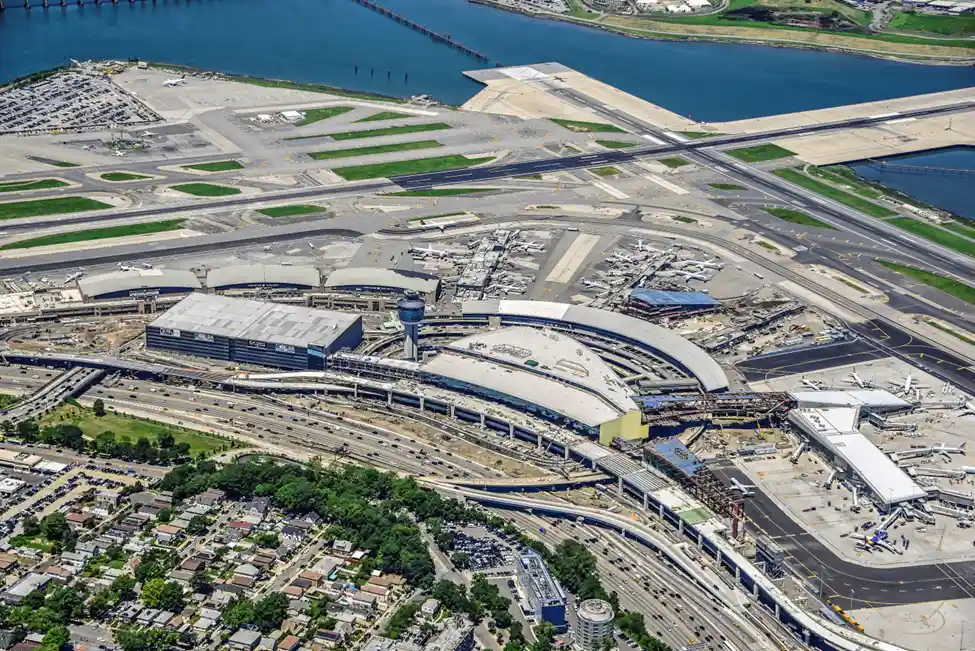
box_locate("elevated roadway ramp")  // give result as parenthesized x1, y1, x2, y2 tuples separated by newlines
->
(0, 366, 104, 424)
(435, 471, 611, 492)
(435, 484, 911, 651)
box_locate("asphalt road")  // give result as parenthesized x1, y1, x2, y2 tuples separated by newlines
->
(709, 461, 975, 608)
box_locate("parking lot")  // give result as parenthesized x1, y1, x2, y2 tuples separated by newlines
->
(0, 72, 159, 134)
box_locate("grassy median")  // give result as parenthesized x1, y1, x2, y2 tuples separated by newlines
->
(773, 168, 897, 218)
(0, 196, 113, 220)
(356, 111, 414, 123)
(333, 155, 494, 181)
(551, 118, 626, 133)
(182, 160, 245, 172)
(257, 205, 327, 218)
(289, 122, 451, 142)
(709, 183, 745, 190)
(308, 140, 443, 160)
(1, 219, 185, 250)
(877, 259, 975, 305)
(0, 179, 69, 193)
(101, 172, 152, 182)
(727, 144, 795, 163)
(295, 106, 354, 126)
(887, 217, 975, 258)
(590, 166, 621, 177)
(596, 140, 637, 149)
(764, 207, 838, 231)
(660, 156, 691, 168)
(170, 183, 241, 197)
(943, 220, 975, 240)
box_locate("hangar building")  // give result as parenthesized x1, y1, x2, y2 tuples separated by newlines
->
(625, 289, 721, 320)
(207, 264, 321, 292)
(146, 293, 362, 370)
(79, 269, 201, 301)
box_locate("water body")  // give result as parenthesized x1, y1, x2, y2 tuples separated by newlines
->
(851, 147, 975, 222)
(1, 0, 973, 121)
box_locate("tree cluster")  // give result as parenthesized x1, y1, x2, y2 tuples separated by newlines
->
(221, 593, 290, 633)
(9, 418, 192, 465)
(21, 512, 77, 553)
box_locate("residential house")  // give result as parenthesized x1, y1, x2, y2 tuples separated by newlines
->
(421, 598, 441, 618)
(361, 583, 390, 608)
(66, 512, 90, 529)
(228, 628, 262, 651)
(59, 550, 91, 568)
(282, 585, 304, 599)
(369, 574, 404, 588)
(95, 489, 122, 511)
(193, 488, 227, 508)
(242, 497, 270, 521)
(298, 570, 324, 589)
(2, 573, 54, 605)
(233, 563, 262, 586)
(350, 590, 377, 615)
(278, 635, 301, 651)
(154, 611, 176, 628)
(332, 540, 353, 556)
(136, 608, 161, 626)
(181, 557, 206, 573)
(154, 524, 182, 545)
(226, 521, 254, 541)
(0, 553, 19, 573)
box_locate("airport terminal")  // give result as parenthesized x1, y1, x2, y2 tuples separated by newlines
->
(0, 58, 973, 651)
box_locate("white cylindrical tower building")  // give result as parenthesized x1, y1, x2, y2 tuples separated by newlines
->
(574, 599, 615, 651)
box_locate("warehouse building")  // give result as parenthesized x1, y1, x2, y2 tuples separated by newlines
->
(79, 269, 201, 301)
(207, 264, 321, 292)
(324, 267, 441, 301)
(146, 293, 362, 370)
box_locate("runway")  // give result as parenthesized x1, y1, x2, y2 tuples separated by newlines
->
(710, 461, 975, 609)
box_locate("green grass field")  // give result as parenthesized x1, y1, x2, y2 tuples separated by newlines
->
(356, 111, 414, 123)
(773, 168, 897, 218)
(182, 160, 245, 172)
(322, 122, 452, 141)
(308, 140, 442, 160)
(0, 196, 113, 221)
(0, 179, 69, 193)
(709, 183, 746, 190)
(0, 219, 185, 250)
(764, 207, 838, 230)
(408, 212, 465, 222)
(590, 166, 621, 177)
(673, 216, 697, 224)
(659, 157, 692, 168)
(41, 404, 229, 455)
(46, 160, 79, 168)
(677, 131, 725, 139)
(596, 140, 637, 149)
(550, 118, 626, 133)
(257, 205, 327, 217)
(806, 165, 882, 199)
(386, 188, 495, 197)
(727, 144, 795, 163)
(889, 11, 975, 36)
(170, 183, 241, 197)
(333, 155, 494, 181)
(0, 394, 19, 410)
(8, 535, 53, 552)
(926, 320, 975, 347)
(877, 260, 975, 305)
(101, 172, 152, 182)
(942, 220, 975, 240)
(294, 106, 354, 126)
(887, 217, 975, 258)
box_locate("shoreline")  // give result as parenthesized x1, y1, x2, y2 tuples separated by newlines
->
(468, 0, 975, 66)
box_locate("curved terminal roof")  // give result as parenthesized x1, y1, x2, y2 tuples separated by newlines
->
(461, 300, 728, 392)
(79, 269, 202, 298)
(446, 327, 636, 413)
(207, 264, 320, 290)
(325, 267, 440, 296)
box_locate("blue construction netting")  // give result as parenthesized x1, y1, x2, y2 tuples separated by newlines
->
(629, 289, 720, 308)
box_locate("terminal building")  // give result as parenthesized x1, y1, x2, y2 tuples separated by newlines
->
(78, 269, 202, 301)
(517, 550, 566, 632)
(145, 293, 362, 370)
(207, 264, 321, 293)
(624, 289, 721, 321)
(324, 267, 441, 301)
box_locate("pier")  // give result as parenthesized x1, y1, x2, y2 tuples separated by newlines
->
(350, 0, 494, 64)
(866, 159, 975, 178)
(1, 0, 169, 9)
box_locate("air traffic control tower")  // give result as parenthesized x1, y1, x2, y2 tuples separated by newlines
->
(397, 290, 425, 361)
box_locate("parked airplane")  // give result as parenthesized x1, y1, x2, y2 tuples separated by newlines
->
(307, 242, 316, 249)
(112, 149, 126, 157)
(411, 245, 452, 258)
(608, 253, 637, 264)
(958, 402, 975, 418)
(889, 374, 928, 396)
(487, 284, 525, 295)
(64, 272, 84, 284)
(844, 371, 871, 389)
(581, 278, 610, 291)
(729, 478, 755, 496)
(163, 78, 186, 87)
(675, 270, 710, 281)
(632, 239, 660, 254)
(142, 263, 153, 269)
(142, 131, 157, 137)
(800, 377, 825, 390)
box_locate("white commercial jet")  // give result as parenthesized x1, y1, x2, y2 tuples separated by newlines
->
(729, 478, 755, 496)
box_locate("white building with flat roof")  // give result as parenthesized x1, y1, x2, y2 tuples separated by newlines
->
(788, 407, 926, 507)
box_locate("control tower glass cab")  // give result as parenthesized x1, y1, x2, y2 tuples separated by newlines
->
(396, 290, 425, 361)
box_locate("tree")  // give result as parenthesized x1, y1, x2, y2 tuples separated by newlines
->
(253, 593, 289, 632)
(141, 579, 183, 611)
(46, 586, 85, 621)
(186, 515, 209, 536)
(93, 398, 106, 417)
(40, 625, 70, 651)
(21, 515, 40, 537)
(157, 432, 175, 449)
(16, 420, 39, 442)
(189, 569, 211, 595)
(116, 625, 179, 651)
(450, 551, 470, 569)
(532, 622, 556, 651)
(40, 512, 69, 544)
(221, 596, 255, 630)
